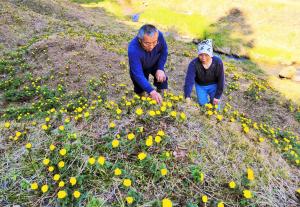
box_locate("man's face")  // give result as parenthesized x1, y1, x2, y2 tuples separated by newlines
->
(140, 32, 159, 52)
(198, 53, 212, 65)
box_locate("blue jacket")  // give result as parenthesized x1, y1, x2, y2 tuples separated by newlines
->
(128, 31, 168, 93)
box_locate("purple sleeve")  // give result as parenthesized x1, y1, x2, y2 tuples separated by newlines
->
(184, 60, 196, 98)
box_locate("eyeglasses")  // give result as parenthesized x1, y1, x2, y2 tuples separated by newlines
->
(141, 40, 159, 46)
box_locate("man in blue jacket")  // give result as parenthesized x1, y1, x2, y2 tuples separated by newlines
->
(128, 24, 168, 104)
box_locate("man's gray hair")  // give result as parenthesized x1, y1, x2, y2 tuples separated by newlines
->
(137, 24, 158, 40)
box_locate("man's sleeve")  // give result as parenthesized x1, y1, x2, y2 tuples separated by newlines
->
(184, 60, 196, 98)
(214, 60, 225, 99)
(157, 32, 168, 70)
(128, 49, 154, 94)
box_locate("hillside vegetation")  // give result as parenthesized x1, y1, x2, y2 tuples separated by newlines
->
(0, 1, 300, 207)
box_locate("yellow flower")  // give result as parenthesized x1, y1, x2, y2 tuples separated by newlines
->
(98, 156, 105, 165)
(111, 139, 120, 148)
(123, 179, 132, 187)
(84, 111, 90, 118)
(70, 177, 77, 186)
(58, 181, 65, 187)
(258, 137, 264, 142)
(16, 131, 22, 137)
(45, 117, 50, 122)
(157, 130, 165, 137)
(41, 184, 48, 193)
(207, 110, 213, 116)
(31, 182, 38, 190)
(180, 112, 186, 120)
(135, 108, 143, 116)
(243, 190, 252, 199)
(149, 100, 157, 105)
(59, 148, 67, 156)
(77, 107, 83, 113)
(146, 136, 153, 147)
(243, 126, 249, 133)
(25, 143, 32, 149)
(170, 111, 177, 117)
(58, 125, 64, 131)
(167, 102, 173, 108)
(88, 157, 96, 165)
(230, 117, 235, 122)
(165, 151, 170, 158)
(217, 202, 224, 207)
(247, 168, 255, 181)
(126, 196, 134, 204)
(162, 198, 172, 207)
(58, 161, 65, 168)
(216, 115, 223, 121)
(296, 188, 300, 194)
(43, 158, 50, 166)
(155, 136, 161, 143)
(53, 174, 60, 181)
(138, 152, 147, 160)
(57, 190, 67, 199)
(253, 122, 258, 129)
(199, 172, 204, 182)
(138, 126, 144, 133)
(42, 124, 48, 130)
(127, 133, 135, 140)
(49, 144, 56, 151)
(161, 168, 168, 176)
(160, 106, 167, 112)
(155, 110, 161, 115)
(114, 168, 122, 176)
(64, 118, 70, 123)
(109, 122, 116, 129)
(148, 110, 156, 116)
(202, 195, 208, 203)
(205, 103, 213, 109)
(48, 166, 54, 172)
(4, 122, 10, 128)
(116, 108, 122, 115)
(73, 190, 81, 198)
(229, 181, 236, 189)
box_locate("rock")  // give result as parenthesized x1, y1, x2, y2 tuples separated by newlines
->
(279, 66, 297, 79)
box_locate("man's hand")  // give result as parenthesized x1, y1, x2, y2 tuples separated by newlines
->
(213, 98, 219, 105)
(150, 90, 162, 104)
(155, 70, 166, 83)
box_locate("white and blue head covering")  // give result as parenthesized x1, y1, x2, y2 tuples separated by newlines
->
(197, 39, 213, 57)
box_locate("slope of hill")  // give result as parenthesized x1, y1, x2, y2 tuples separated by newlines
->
(0, 1, 300, 207)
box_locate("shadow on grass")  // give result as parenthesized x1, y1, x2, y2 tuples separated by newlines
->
(204, 8, 255, 59)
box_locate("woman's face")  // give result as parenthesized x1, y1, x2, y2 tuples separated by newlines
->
(198, 53, 212, 64)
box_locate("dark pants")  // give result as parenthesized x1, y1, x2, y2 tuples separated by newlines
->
(130, 68, 168, 94)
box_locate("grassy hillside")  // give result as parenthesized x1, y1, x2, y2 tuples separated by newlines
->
(1, 0, 300, 207)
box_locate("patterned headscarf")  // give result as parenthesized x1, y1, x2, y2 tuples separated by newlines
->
(197, 39, 213, 57)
